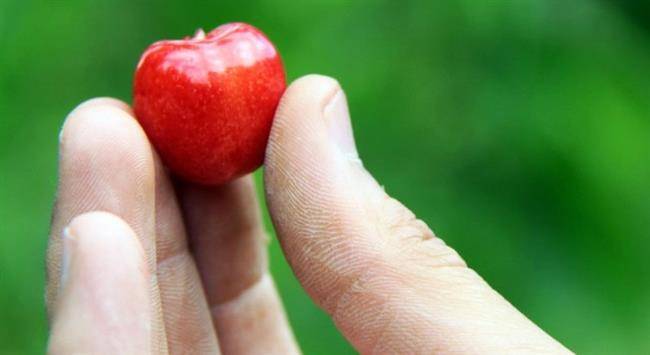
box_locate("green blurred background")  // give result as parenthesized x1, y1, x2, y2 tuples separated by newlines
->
(1, 0, 649, 353)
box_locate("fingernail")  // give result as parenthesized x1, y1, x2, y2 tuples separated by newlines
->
(323, 90, 359, 161)
(60, 226, 74, 289)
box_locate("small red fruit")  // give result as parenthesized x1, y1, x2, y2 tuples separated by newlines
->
(133, 22, 286, 185)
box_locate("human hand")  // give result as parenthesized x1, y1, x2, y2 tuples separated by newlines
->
(47, 75, 572, 354)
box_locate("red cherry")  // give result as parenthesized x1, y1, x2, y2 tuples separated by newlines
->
(133, 23, 286, 185)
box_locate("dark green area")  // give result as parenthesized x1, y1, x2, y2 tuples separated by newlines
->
(1, 0, 649, 353)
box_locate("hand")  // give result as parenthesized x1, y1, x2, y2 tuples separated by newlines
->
(47, 75, 572, 354)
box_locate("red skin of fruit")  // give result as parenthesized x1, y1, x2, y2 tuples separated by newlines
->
(133, 22, 286, 185)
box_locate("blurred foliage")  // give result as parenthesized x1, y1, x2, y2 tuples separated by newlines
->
(1, 0, 650, 354)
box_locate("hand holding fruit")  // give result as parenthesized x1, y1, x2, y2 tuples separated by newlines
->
(46, 24, 571, 354)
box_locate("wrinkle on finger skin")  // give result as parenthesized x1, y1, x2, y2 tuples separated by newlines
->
(47, 98, 171, 353)
(210, 274, 299, 355)
(48, 212, 152, 354)
(181, 176, 269, 306)
(180, 175, 299, 354)
(265, 75, 388, 313)
(145, 113, 220, 352)
(48, 101, 156, 313)
(155, 250, 220, 354)
(50, 98, 224, 354)
(265, 75, 571, 354)
(153, 158, 189, 264)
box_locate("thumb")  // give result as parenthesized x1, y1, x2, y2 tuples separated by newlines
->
(264, 75, 570, 354)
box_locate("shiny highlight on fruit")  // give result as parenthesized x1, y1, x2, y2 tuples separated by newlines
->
(133, 22, 286, 185)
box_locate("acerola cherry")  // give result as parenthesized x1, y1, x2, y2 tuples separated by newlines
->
(133, 22, 286, 185)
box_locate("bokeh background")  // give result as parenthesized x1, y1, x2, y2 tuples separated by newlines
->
(1, 0, 649, 353)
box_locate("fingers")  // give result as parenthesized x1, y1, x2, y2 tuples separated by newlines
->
(265, 75, 571, 354)
(49, 98, 157, 302)
(48, 212, 151, 354)
(49, 98, 168, 351)
(150, 139, 220, 353)
(179, 176, 299, 354)
(49, 98, 220, 353)
(48, 99, 164, 352)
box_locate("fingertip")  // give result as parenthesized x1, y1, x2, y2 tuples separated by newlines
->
(264, 74, 346, 188)
(60, 99, 142, 148)
(62, 211, 147, 286)
(69, 97, 132, 116)
(273, 74, 342, 127)
(50, 210, 152, 354)
(60, 98, 129, 141)
(66, 211, 142, 252)
(56, 97, 156, 215)
(284, 74, 341, 102)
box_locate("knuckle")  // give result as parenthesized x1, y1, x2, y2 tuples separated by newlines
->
(378, 194, 467, 269)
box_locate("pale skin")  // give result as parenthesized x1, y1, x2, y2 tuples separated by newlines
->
(46, 75, 572, 354)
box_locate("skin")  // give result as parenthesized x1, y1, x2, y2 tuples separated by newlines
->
(47, 75, 572, 354)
